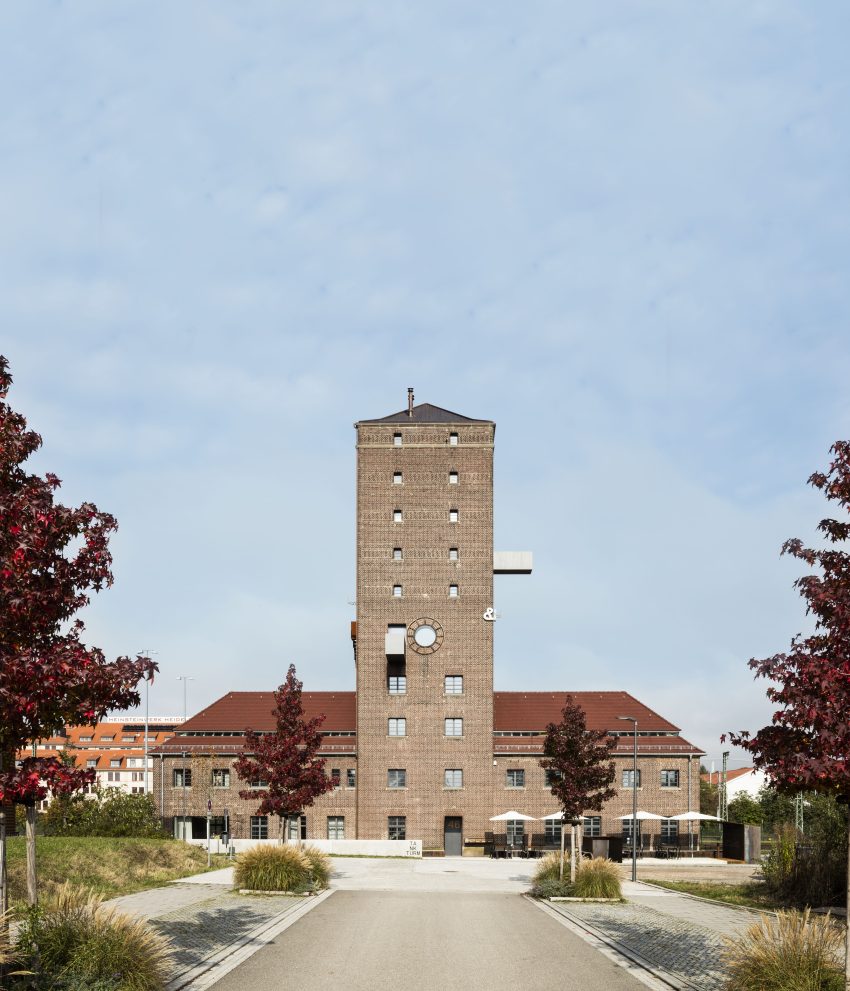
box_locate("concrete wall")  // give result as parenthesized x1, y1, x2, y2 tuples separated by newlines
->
(187, 837, 422, 857)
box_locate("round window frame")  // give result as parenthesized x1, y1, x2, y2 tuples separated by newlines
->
(407, 617, 445, 655)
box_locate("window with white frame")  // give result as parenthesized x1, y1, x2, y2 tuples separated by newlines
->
(660, 769, 680, 788)
(621, 819, 637, 841)
(449, 471, 458, 484)
(622, 769, 641, 788)
(506, 768, 525, 788)
(444, 718, 463, 737)
(388, 816, 406, 840)
(131, 771, 144, 782)
(444, 769, 463, 789)
(131, 786, 143, 794)
(172, 768, 192, 788)
(107, 771, 120, 782)
(393, 547, 402, 561)
(249, 778, 269, 788)
(393, 584, 402, 597)
(388, 717, 406, 737)
(388, 666, 407, 694)
(387, 769, 407, 788)
(661, 818, 679, 841)
(109, 759, 121, 767)
(211, 768, 230, 788)
(449, 509, 458, 523)
(328, 816, 345, 839)
(449, 432, 458, 445)
(393, 472, 403, 484)
(122, 736, 136, 742)
(449, 547, 458, 561)
(80, 736, 92, 742)
(393, 509, 403, 522)
(86, 759, 97, 768)
(583, 816, 602, 837)
(393, 433, 402, 446)
(507, 820, 525, 844)
(544, 819, 562, 842)
(448, 584, 458, 598)
(444, 675, 463, 695)
(100, 736, 114, 742)
(250, 816, 268, 840)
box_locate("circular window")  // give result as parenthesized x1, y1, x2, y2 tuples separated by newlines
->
(407, 617, 445, 655)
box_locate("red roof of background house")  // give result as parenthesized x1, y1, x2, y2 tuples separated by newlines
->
(493, 692, 680, 733)
(701, 767, 754, 785)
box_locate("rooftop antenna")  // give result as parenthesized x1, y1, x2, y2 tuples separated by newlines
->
(407, 387, 414, 416)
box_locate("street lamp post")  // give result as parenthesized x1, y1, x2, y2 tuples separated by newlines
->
(177, 676, 195, 841)
(618, 715, 638, 883)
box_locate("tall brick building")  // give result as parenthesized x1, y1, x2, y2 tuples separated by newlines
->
(153, 398, 702, 851)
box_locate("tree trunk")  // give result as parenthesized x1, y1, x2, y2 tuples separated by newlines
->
(0, 807, 8, 922)
(570, 823, 577, 884)
(559, 823, 565, 882)
(845, 821, 850, 991)
(26, 804, 37, 907)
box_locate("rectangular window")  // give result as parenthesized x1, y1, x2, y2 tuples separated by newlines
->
(80, 736, 93, 742)
(622, 769, 641, 789)
(506, 769, 525, 788)
(544, 819, 562, 842)
(100, 736, 114, 742)
(544, 769, 562, 787)
(249, 778, 270, 788)
(286, 816, 307, 841)
(250, 816, 268, 840)
(131, 771, 145, 782)
(328, 816, 345, 839)
(346, 768, 356, 788)
(388, 718, 407, 737)
(393, 547, 402, 561)
(621, 819, 637, 841)
(448, 584, 458, 598)
(449, 547, 458, 561)
(211, 768, 230, 788)
(86, 759, 97, 768)
(388, 673, 407, 694)
(110, 759, 121, 768)
(331, 768, 341, 789)
(444, 675, 463, 695)
(661, 818, 679, 841)
(173, 768, 192, 788)
(661, 769, 680, 788)
(387, 769, 407, 789)
(583, 816, 602, 837)
(444, 769, 463, 789)
(107, 771, 120, 782)
(388, 816, 406, 840)
(449, 509, 458, 523)
(444, 718, 463, 737)
(393, 472, 403, 484)
(449, 432, 458, 445)
(131, 786, 143, 794)
(507, 820, 524, 844)
(392, 585, 403, 597)
(449, 471, 458, 484)
(122, 736, 136, 742)
(393, 509, 403, 522)
(393, 433, 402, 446)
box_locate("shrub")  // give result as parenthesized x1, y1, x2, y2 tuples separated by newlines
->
(42, 791, 165, 839)
(234, 844, 312, 892)
(13, 883, 171, 991)
(722, 909, 843, 991)
(573, 857, 621, 899)
(532, 852, 567, 886)
(300, 846, 331, 890)
(530, 876, 575, 899)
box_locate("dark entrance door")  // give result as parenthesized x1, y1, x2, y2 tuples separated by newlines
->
(444, 816, 462, 856)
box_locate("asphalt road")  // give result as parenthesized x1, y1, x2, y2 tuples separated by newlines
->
(210, 891, 649, 991)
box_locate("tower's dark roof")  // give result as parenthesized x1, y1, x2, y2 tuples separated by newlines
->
(357, 403, 492, 425)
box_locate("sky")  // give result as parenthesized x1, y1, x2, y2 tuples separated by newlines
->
(2, 2, 850, 768)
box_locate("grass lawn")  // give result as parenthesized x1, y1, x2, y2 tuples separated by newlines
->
(644, 878, 781, 910)
(5, 836, 230, 906)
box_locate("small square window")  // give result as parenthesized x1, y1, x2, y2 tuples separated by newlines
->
(388, 815, 406, 840)
(393, 472, 403, 485)
(388, 717, 406, 737)
(444, 769, 463, 788)
(449, 547, 458, 561)
(444, 675, 463, 695)
(211, 768, 230, 788)
(109, 759, 121, 768)
(661, 769, 680, 788)
(506, 768, 525, 788)
(328, 816, 345, 839)
(444, 718, 463, 737)
(388, 769, 407, 788)
(393, 433, 402, 446)
(393, 585, 403, 598)
(393, 509, 403, 522)
(449, 432, 458, 445)
(449, 471, 458, 484)
(86, 759, 97, 768)
(622, 769, 641, 789)
(393, 548, 402, 561)
(449, 509, 458, 523)
(448, 584, 458, 598)
(172, 768, 192, 788)
(388, 672, 407, 694)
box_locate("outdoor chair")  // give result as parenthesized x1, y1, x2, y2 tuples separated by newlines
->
(493, 833, 508, 858)
(484, 831, 495, 858)
(640, 833, 652, 857)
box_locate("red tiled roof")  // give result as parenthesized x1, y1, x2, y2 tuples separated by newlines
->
(701, 767, 754, 784)
(493, 735, 703, 756)
(178, 692, 357, 734)
(152, 734, 357, 756)
(493, 692, 680, 733)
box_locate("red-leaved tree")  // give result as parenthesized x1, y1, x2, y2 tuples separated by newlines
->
(541, 695, 616, 882)
(728, 440, 850, 989)
(234, 665, 333, 843)
(0, 356, 157, 907)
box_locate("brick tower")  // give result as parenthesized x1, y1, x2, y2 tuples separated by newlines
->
(354, 392, 497, 850)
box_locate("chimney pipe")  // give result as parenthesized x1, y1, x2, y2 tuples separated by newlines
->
(407, 387, 414, 417)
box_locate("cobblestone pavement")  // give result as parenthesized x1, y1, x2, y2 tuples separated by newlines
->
(548, 882, 768, 991)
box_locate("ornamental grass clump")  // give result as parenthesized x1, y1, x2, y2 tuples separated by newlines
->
(573, 857, 621, 899)
(722, 909, 843, 991)
(529, 853, 573, 898)
(300, 845, 331, 890)
(14, 883, 171, 991)
(234, 844, 312, 892)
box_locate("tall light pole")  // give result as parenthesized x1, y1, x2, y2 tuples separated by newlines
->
(618, 715, 638, 883)
(139, 651, 156, 796)
(177, 676, 195, 840)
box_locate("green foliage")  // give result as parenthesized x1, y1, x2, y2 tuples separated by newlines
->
(12, 883, 171, 991)
(758, 788, 797, 835)
(727, 793, 764, 825)
(573, 857, 622, 899)
(530, 876, 575, 899)
(722, 909, 843, 991)
(299, 845, 331, 890)
(645, 879, 778, 910)
(700, 776, 718, 816)
(42, 790, 164, 839)
(234, 844, 314, 892)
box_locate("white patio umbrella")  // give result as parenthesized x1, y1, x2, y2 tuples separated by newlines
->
(489, 810, 535, 821)
(671, 811, 721, 851)
(616, 810, 664, 820)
